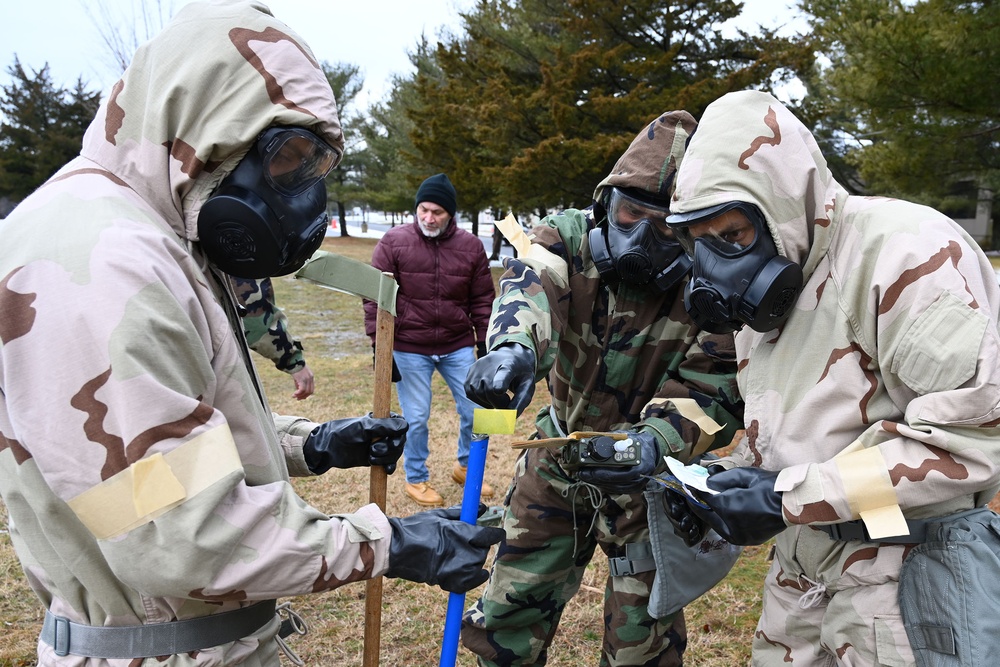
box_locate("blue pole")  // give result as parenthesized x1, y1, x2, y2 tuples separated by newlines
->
(439, 433, 489, 667)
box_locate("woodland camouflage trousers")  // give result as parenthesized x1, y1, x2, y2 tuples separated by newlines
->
(461, 446, 685, 666)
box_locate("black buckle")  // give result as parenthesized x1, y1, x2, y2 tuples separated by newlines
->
(819, 519, 922, 544)
(819, 520, 868, 542)
(819, 523, 843, 540)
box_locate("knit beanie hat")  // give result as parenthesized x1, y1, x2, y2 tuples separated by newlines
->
(415, 173, 457, 217)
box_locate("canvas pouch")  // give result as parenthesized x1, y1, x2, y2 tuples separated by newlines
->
(643, 486, 743, 618)
(899, 506, 1000, 666)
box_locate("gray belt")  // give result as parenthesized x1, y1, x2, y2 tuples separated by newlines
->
(816, 518, 931, 544)
(608, 542, 657, 577)
(41, 600, 277, 658)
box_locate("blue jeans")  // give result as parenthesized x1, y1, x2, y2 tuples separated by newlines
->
(392, 346, 478, 484)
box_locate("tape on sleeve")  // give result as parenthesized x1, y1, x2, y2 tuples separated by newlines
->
(67, 424, 243, 540)
(494, 214, 569, 286)
(834, 446, 909, 539)
(664, 398, 723, 457)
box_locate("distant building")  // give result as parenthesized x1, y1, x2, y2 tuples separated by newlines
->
(944, 179, 994, 249)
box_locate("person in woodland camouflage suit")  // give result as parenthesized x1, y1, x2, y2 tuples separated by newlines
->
(232, 276, 316, 399)
(0, 2, 503, 665)
(665, 90, 1000, 665)
(461, 111, 745, 666)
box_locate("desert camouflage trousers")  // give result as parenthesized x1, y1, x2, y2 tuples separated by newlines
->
(752, 532, 915, 666)
(461, 447, 685, 666)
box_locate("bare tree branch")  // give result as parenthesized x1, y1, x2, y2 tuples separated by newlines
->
(80, 0, 177, 77)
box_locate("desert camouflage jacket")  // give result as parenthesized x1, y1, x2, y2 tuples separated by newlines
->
(490, 208, 743, 461)
(0, 2, 388, 665)
(671, 91, 1000, 545)
(231, 276, 307, 374)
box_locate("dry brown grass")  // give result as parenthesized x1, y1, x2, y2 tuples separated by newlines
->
(0, 234, 774, 667)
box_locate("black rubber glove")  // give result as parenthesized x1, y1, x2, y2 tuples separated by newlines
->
(663, 452, 719, 546)
(303, 413, 408, 475)
(690, 466, 786, 546)
(663, 488, 707, 547)
(465, 343, 536, 415)
(385, 505, 506, 593)
(476, 341, 488, 359)
(573, 431, 660, 494)
(371, 344, 402, 383)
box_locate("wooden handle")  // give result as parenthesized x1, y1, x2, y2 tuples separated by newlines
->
(363, 304, 394, 667)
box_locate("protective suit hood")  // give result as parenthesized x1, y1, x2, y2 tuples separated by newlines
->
(593, 110, 697, 206)
(670, 90, 848, 284)
(78, 0, 344, 244)
(585, 111, 697, 290)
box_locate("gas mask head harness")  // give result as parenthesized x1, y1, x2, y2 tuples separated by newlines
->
(666, 201, 803, 334)
(587, 187, 691, 291)
(198, 126, 337, 278)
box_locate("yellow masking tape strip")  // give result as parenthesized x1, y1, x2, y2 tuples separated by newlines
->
(834, 446, 909, 539)
(667, 398, 723, 457)
(132, 453, 185, 517)
(495, 214, 569, 286)
(473, 409, 517, 435)
(67, 424, 243, 540)
(496, 214, 531, 257)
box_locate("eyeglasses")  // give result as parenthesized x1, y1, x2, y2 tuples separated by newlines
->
(258, 127, 337, 196)
(607, 188, 675, 241)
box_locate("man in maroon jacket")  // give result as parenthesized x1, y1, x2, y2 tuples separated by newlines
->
(364, 174, 497, 506)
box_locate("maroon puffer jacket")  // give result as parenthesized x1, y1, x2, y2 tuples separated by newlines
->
(363, 219, 495, 355)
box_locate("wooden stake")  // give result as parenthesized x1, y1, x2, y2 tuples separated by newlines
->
(363, 303, 394, 667)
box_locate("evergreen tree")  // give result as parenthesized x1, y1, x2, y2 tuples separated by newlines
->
(358, 38, 440, 224)
(803, 0, 1000, 200)
(322, 61, 365, 237)
(0, 58, 100, 202)
(406, 0, 813, 216)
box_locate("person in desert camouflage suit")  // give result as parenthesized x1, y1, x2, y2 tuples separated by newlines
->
(232, 276, 316, 400)
(665, 90, 1000, 665)
(461, 111, 745, 666)
(0, 2, 503, 665)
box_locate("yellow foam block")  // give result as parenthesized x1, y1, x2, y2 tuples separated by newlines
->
(473, 409, 517, 435)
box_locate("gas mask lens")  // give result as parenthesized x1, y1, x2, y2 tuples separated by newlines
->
(666, 201, 803, 332)
(260, 128, 337, 197)
(607, 188, 674, 243)
(674, 206, 760, 256)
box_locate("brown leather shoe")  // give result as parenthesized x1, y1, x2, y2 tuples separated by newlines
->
(405, 481, 444, 507)
(452, 462, 495, 498)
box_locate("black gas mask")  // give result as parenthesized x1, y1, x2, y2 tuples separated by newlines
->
(198, 127, 337, 278)
(667, 202, 803, 334)
(587, 187, 691, 291)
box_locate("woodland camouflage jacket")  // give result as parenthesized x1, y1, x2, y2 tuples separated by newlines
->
(0, 2, 389, 665)
(232, 277, 307, 374)
(490, 211, 743, 459)
(488, 112, 744, 459)
(671, 91, 1000, 558)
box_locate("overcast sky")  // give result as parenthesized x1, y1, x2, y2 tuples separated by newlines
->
(2, 0, 807, 109)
